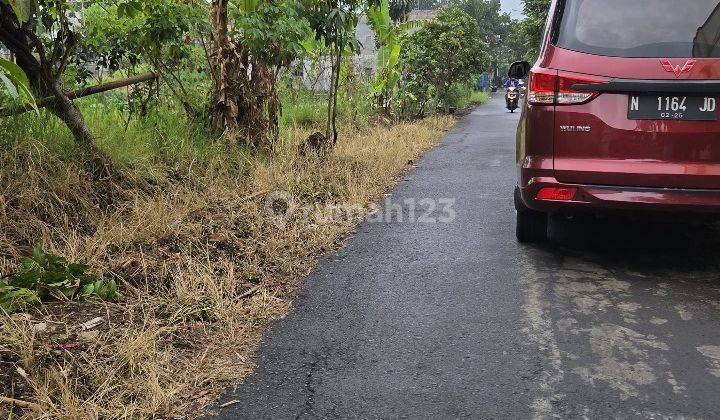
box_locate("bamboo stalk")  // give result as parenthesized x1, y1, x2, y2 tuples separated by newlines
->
(1, 72, 158, 117)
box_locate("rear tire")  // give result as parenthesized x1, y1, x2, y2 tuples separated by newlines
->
(515, 187, 548, 243)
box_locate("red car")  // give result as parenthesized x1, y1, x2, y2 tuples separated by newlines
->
(512, 0, 720, 242)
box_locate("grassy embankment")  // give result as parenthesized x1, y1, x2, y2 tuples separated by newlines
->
(0, 85, 465, 418)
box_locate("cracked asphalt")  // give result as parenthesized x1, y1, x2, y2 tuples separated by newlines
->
(216, 96, 720, 419)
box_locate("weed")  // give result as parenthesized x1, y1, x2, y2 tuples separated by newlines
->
(445, 83, 491, 110)
(0, 247, 117, 313)
(280, 90, 327, 129)
(469, 90, 491, 105)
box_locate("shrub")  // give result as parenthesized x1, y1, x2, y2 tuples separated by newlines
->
(434, 83, 491, 112)
(400, 7, 490, 115)
(0, 247, 118, 313)
(469, 90, 491, 105)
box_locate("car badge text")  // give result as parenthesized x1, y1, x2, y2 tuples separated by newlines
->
(560, 125, 591, 132)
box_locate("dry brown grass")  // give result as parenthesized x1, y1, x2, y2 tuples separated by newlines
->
(0, 115, 455, 419)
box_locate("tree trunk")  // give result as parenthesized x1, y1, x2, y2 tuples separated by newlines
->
(47, 91, 94, 148)
(251, 62, 280, 148)
(45, 82, 114, 178)
(330, 46, 343, 145)
(324, 42, 343, 149)
(209, 0, 240, 133)
(209, 0, 253, 138)
(325, 51, 336, 144)
(208, 0, 280, 149)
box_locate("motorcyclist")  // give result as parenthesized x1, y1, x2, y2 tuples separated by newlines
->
(504, 78, 521, 89)
(504, 78, 521, 110)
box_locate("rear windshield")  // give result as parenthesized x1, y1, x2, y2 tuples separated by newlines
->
(556, 0, 720, 57)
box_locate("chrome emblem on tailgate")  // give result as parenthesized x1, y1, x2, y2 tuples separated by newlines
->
(661, 59, 697, 78)
(560, 125, 591, 132)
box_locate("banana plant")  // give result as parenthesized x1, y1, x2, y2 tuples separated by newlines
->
(0, 58, 37, 112)
(0, 0, 36, 111)
(366, 0, 419, 114)
(2, 0, 35, 23)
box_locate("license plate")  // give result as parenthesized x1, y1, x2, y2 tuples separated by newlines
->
(628, 95, 718, 121)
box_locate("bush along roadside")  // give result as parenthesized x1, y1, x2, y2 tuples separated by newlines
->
(399, 7, 489, 118)
(0, 247, 118, 314)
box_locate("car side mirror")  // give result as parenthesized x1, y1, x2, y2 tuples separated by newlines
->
(508, 61, 531, 79)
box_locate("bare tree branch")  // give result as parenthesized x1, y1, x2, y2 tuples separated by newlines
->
(1, 72, 159, 117)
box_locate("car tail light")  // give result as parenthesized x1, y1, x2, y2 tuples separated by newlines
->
(557, 73, 607, 105)
(528, 69, 556, 105)
(528, 69, 608, 106)
(536, 187, 577, 201)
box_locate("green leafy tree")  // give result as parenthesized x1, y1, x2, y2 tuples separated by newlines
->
(454, 0, 505, 54)
(521, 0, 550, 59)
(452, 0, 524, 81)
(401, 7, 488, 114)
(81, 0, 205, 118)
(81, 4, 144, 75)
(0, 0, 210, 172)
(305, 0, 361, 150)
(0, 0, 107, 166)
(496, 23, 526, 77)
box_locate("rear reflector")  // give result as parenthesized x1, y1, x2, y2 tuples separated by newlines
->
(536, 187, 577, 201)
(528, 69, 609, 106)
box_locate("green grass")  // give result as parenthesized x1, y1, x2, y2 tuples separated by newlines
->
(83, 100, 228, 173)
(469, 90, 491, 105)
(443, 83, 492, 110)
(0, 81, 376, 183)
(279, 85, 373, 131)
(280, 89, 327, 130)
(0, 93, 249, 181)
(0, 75, 378, 188)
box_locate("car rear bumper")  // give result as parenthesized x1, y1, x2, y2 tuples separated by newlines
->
(520, 176, 720, 215)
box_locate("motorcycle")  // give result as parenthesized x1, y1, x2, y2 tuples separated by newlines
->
(506, 86, 519, 113)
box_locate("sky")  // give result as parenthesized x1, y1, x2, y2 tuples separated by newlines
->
(501, 0, 525, 19)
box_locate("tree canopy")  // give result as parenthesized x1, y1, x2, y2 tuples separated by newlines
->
(521, 0, 551, 59)
(402, 7, 488, 114)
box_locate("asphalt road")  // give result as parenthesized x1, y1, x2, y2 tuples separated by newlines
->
(217, 95, 720, 419)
